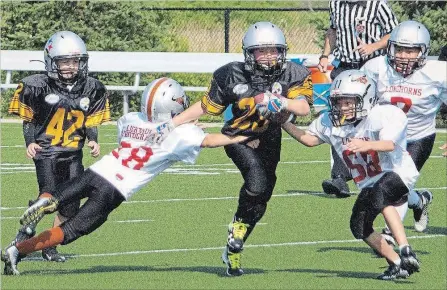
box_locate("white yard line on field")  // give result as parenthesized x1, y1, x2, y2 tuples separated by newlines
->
(20, 234, 445, 261)
(1, 187, 446, 211)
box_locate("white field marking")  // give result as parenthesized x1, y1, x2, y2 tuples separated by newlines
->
(1, 187, 446, 211)
(21, 234, 446, 261)
(0, 216, 154, 224)
(3, 155, 447, 175)
(2, 139, 447, 148)
(114, 219, 154, 223)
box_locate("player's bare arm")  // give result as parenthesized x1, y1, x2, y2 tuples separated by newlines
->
(172, 101, 206, 127)
(282, 122, 322, 147)
(346, 139, 395, 153)
(201, 134, 248, 148)
(285, 98, 311, 116)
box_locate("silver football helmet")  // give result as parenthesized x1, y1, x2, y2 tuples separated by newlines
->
(387, 20, 430, 77)
(141, 77, 190, 123)
(328, 70, 377, 127)
(242, 21, 287, 78)
(44, 31, 89, 84)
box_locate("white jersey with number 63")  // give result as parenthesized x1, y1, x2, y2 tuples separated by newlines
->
(308, 105, 419, 190)
(361, 56, 447, 142)
(89, 112, 206, 200)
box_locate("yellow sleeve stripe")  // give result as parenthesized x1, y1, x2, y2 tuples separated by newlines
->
(201, 94, 225, 116)
(85, 113, 106, 127)
(8, 101, 34, 121)
(85, 100, 111, 127)
(287, 76, 313, 105)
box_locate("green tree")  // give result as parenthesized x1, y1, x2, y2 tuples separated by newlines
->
(389, 1, 447, 55)
(0, 1, 181, 118)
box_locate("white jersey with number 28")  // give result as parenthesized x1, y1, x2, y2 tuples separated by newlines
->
(89, 112, 206, 200)
(361, 56, 447, 142)
(308, 105, 419, 190)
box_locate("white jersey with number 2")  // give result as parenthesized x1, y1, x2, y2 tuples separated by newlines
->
(361, 56, 447, 142)
(308, 105, 419, 190)
(90, 112, 206, 200)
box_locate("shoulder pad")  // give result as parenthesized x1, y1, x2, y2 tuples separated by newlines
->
(21, 74, 49, 88)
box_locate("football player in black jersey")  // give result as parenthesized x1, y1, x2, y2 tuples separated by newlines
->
(8, 31, 111, 262)
(155, 22, 313, 276)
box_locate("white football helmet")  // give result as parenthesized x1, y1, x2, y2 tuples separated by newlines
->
(242, 21, 287, 78)
(141, 77, 190, 123)
(387, 20, 430, 77)
(44, 31, 88, 84)
(328, 70, 377, 127)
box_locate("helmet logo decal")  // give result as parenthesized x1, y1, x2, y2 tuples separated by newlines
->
(47, 39, 53, 51)
(172, 96, 184, 105)
(352, 76, 368, 84)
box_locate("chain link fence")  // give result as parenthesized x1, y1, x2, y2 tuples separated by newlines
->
(146, 7, 329, 53)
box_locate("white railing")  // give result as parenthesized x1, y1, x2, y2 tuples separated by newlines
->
(1, 50, 328, 114)
(3, 50, 437, 114)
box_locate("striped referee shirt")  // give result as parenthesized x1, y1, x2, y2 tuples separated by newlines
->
(330, 0, 398, 63)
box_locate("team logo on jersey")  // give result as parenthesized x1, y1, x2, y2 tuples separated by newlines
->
(271, 82, 283, 95)
(233, 84, 249, 95)
(80, 97, 90, 111)
(44, 94, 60, 104)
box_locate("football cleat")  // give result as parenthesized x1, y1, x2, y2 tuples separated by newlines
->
(400, 245, 420, 275)
(9, 223, 37, 262)
(1, 245, 20, 275)
(227, 221, 248, 253)
(222, 246, 243, 277)
(377, 263, 409, 280)
(321, 176, 350, 198)
(413, 190, 433, 232)
(20, 196, 59, 227)
(42, 246, 66, 263)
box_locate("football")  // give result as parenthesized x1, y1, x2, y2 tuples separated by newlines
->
(253, 92, 295, 124)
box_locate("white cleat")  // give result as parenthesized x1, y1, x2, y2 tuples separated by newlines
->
(414, 190, 433, 232)
(2, 245, 20, 275)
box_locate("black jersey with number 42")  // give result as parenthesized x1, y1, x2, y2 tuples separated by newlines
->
(9, 74, 111, 156)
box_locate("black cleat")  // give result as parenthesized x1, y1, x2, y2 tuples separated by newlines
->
(377, 263, 409, 280)
(400, 245, 420, 275)
(42, 247, 66, 263)
(322, 176, 350, 198)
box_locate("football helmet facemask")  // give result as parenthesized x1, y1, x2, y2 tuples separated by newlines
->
(328, 70, 377, 127)
(387, 20, 430, 77)
(44, 31, 89, 85)
(242, 22, 287, 78)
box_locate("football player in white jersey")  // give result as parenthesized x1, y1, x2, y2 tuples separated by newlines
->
(281, 70, 420, 280)
(360, 20, 447, 233)
(1, 78, 248, 276)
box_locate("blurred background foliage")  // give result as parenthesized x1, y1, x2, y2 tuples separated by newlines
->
(0, 0, 445, 124)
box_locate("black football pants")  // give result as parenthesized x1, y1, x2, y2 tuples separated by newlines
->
(33, 151, 84, 218)
(224, 125, 281, 238)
